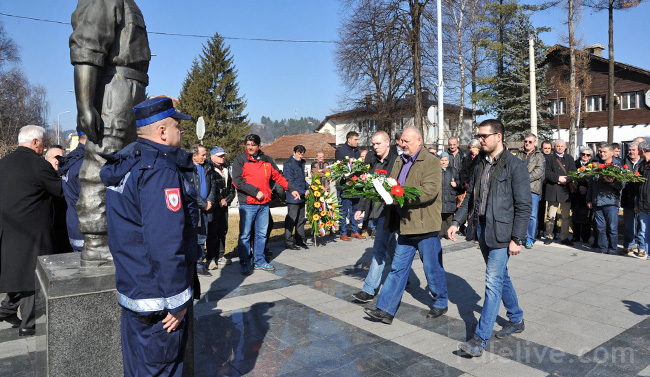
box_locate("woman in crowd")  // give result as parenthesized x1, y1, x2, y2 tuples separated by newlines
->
(572, 146, 593, 244)
(440, 152, 461, 239)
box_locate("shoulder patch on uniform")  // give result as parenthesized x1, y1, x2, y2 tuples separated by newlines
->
(165, 188, 182, 212)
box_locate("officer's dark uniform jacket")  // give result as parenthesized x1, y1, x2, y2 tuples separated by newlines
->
(58, 142, 85, 249)
(100, 138, 199, 315)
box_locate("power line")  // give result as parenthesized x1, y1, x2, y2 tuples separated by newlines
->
(0, 12, 336, 44)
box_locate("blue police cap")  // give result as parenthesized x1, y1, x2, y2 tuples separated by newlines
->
(210, 146, 226, 156)
(132, 97, 192, 128)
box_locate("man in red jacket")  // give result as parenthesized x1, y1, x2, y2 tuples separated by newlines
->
(232, 134, 300, 275)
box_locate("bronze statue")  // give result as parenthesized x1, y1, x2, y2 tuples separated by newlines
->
(70, 0, 150, 266)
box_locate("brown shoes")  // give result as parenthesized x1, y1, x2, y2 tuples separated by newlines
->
(351, 232, 367, 239)
(340, 234, 351, 241)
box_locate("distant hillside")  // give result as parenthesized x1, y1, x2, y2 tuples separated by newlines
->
(250, 116, 321, 144)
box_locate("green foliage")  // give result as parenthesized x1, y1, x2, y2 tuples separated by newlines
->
(477, 5, 554, 140)
(177, 33, 250, 155)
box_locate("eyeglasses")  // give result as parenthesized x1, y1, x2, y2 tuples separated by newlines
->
(476, 133, 497, 140)
(524, 140, 535, 144)
(581, 153, 591, 156)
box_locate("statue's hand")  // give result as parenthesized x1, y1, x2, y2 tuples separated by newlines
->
(78, 105, 101, 143)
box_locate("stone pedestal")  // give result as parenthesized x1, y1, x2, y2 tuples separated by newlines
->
(37, 253, 122, 377)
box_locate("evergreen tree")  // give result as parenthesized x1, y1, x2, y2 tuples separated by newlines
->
(480, 7, 553, 140)
(178, 33, 249, 154)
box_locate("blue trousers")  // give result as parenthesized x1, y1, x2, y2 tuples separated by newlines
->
(623, 208, 642, 249)
(594, 205, 619, 253)
(338, 194, 360, 235)
(238, 204, 270, 267)
(376, 234, 448, 316)
(475, 223, 523, 343)
(362, 217, 397, 295)
(121, 308, 187, 377)
(527, 193, 540, 242)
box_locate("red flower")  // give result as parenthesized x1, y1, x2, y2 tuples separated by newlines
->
(376, 169, 388, 175)
(605, 162, 611, 167)
(598, 164, 604, 169)
(580, 166, 586, 171)
(352, 175, 359, 181)
(391, 184, 405, 197)
(623, 164, 628, 169)
(636, 171, 641, 176)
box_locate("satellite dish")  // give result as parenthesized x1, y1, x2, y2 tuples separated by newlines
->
(427, 105, 438, 124)
(196, 116, 205, 143)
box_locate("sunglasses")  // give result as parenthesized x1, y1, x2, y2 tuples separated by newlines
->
(476, 133, 497, 140)
(524, 140, 535, 144)
(581, 153, 591, 156)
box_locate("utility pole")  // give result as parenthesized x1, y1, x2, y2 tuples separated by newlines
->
(529, 36, 537, 136)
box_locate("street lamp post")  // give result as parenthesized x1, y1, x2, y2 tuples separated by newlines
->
(57, 111, 71, 145)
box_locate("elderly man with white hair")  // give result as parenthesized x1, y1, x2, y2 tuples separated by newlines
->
(0, 125, 63, 336)
(543, 139, 576, 245)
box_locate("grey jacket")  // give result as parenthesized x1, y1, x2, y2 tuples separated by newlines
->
(454, 149, 532, 249)
(517, 148, 545, 195)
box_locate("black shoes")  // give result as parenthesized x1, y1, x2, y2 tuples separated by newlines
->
(543, 238, 553, 245)
(19, 328, 35, 336)
(0, 314, 21, 328)
(352, 291, 375, 303)
(495, 319, 525, 339)
(458, 335, 484, 357)
(296, 242, 309, 249)
(560, 239, 574, 246)
(426, 307, 448, 319)
(285, 244, 301, 250)
(364, 307, 394, 324)
(197, 267, 212, 277)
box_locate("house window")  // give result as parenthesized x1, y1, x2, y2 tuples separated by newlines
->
(586, 95, 606, 112)
(621, 91, 645, 110)
(368, 119, 377, 133)
(549, 98, 566, 115)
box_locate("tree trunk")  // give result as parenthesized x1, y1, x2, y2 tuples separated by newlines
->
(410, 0, 424, 134)
(455, 1, 466, 140)
(607, 0, 614, 143)
(568, 0, 577, 156)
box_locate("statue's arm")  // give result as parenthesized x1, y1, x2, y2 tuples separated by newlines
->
(74, 64, 101, 143)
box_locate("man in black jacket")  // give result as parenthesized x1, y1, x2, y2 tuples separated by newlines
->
(351, 131, 398, 302)
(191, 144, 216, 276)
(448, 119, 531, 357)
(335, 131, 365, 241)
(636, 141, 650, 260)
(0, 125, 63, 336)
(206, 146, 235, 269)
(622, 142, 643, 255)
(543, 139, 575, 245)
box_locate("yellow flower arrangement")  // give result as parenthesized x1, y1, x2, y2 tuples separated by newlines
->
(313, 191, 321, 197)
(320, 210, 327, 216)
(312, 214, 320, 221)
(310, 185, 318, 191)
(325, 172, 330, 177)
(314, 202, 321, 208)
(314, 179, 321, 184)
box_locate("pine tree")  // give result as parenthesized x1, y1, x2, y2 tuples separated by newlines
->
(482, 7, 553, 140)
(178, 33, 249, 155)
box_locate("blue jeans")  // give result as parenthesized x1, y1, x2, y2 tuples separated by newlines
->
(475, 223, 523, 343)
(362, 217, 397, 295)
(594, 205, 619, 253)
(638, 211, 650, 254)
(623, 208, 642, 249)
(376, 234, 448, 316)
(238, 204, 270, 267)
(197, 213, 208, 269)
(527, 193, 540, 243)
(338, 193, 359, 235)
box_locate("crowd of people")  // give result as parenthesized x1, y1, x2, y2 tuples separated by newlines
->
(1, 104, 649, 370)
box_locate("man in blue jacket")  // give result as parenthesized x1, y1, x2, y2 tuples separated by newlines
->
(284, 145, 310, 250)
(100, 97, 198, 377)
(448, 119, 531, 357)
(58, 130, 87, 252)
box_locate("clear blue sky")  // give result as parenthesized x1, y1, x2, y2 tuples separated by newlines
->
(1, 1, 648, 132)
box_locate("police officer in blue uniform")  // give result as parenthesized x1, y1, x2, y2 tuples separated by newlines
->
(58, 129, 87, 252)
(100, 97, 198, 377)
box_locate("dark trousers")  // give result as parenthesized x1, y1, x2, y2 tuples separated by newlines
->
(285, 203, 306, 246)
(573, 223, 592, 243)
(206, 207, 228, 262)
(0, 291, 36, 330)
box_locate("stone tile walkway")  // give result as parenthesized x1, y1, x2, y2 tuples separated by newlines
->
(2, 236, 650, 376)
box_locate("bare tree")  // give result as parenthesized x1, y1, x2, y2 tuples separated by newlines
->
(585, 0, 646, 143)
(336, 0, 412, 132)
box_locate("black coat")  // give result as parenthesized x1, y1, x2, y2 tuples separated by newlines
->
(0, 147, 63, 292)
(544, 153, 576, 202)
(441, 167, 461, 214)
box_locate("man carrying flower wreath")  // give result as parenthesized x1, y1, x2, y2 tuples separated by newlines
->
(350, 131, 399, 303)
(364, 127, 448, 324)
(335, 131, 365, 241)
(587, 143, 624, 255)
